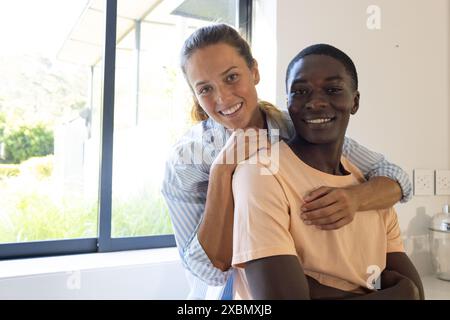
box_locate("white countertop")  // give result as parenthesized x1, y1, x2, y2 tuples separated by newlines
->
(422, 275, 450, 299)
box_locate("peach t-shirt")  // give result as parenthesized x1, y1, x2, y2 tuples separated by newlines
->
(231, 141, 404, 299)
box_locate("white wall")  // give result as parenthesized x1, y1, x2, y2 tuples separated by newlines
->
(254, 0, 450, 275)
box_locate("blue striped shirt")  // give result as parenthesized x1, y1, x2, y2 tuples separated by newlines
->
(161, 108, 412, 299)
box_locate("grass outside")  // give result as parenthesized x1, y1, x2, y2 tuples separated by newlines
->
(0, 156, 173, 244)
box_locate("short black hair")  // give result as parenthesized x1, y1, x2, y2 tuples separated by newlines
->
(285, 44, 358, 92)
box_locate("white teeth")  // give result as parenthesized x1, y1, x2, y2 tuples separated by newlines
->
(220, 103, 242, 115)
(305, 118, 332, 124)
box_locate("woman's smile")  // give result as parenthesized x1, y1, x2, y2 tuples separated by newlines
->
(218, 102, 243, 116)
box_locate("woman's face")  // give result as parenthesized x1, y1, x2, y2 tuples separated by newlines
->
(286, 54, 359, 145)
(185, 43, 262, 129)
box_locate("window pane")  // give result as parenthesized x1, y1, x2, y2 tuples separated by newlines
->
(0, 0, 104, 243)
(111, 0, 239, 237)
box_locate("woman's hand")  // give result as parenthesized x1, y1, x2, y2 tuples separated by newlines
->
(300, 177, 402, 230)
(212, 127, 270, 173)
(300, 186, 360, 230)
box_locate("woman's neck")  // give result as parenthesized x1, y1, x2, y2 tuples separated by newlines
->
(248, 105, 266, 129)
(288, 136, 348, 175)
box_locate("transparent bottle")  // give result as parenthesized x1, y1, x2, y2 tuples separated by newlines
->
(429, 205, 450, 281)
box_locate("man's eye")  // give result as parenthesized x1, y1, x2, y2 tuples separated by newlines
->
(292, 89, 308, 96)
(327, 87, 342, 94)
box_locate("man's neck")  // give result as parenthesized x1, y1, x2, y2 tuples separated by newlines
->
(288, 136, 348, 176)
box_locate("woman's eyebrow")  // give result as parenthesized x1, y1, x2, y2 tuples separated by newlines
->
(220, 66, 238, 76)
(194, 66, 238, 88)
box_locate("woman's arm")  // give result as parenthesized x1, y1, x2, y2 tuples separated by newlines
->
(300, 137, 411, 229)
(197, 164, 235, 271)
(162, 160, 232, 286)
(198, 128, 271, 271)
(164, 129, 268, 276)
(342, 136, 412, 203)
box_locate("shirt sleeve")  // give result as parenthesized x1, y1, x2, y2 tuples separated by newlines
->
(383, 208, 405, 253)
(231, 161, 297, 267)
(342, 136, 412, 203)
(161, 146, 232, 286)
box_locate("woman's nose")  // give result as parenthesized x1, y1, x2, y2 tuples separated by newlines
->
(215, 85, 233, 104)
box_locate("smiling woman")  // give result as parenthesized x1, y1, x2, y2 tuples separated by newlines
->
(183, 43, 263, 130)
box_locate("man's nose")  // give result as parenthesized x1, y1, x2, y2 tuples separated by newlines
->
(305, 91, 328, 109)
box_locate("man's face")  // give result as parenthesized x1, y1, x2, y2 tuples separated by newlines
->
(286, 54, 359, 145)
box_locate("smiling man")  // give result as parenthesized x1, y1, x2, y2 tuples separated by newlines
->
(231, 44, 424, 300)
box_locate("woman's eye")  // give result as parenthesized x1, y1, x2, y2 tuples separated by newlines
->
(226, 74, 239, 82)
(198, 86, 212, 95)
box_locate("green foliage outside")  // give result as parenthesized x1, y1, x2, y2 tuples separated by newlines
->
(0, 156, 173, 243)
(0, 164, 20, 178)
(0, 53, 174, 244)
(2, 124, 54, 164)
(0, 112, 5, 140)
(112, 188, 173, 237)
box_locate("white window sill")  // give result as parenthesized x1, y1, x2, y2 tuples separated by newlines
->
(0, 247, 180, 279)
(1, 248, 448, 300)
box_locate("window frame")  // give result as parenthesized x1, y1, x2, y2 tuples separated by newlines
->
(0, 0, 253, 260)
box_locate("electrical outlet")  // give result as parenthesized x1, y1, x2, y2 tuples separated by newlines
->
(435, 170, 450, 195)
(413, 169, 434, 195)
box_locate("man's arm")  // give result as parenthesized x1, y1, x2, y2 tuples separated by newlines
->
(385, 252, 424, 299)
(244, 255, 310, 299)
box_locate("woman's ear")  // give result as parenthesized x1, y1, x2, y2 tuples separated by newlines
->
(351, 91, 360, 115)
(252, 59, 260, 85)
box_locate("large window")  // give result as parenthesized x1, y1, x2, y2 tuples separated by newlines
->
(0, 0, 252, 259)
(0, 0, 101, 249)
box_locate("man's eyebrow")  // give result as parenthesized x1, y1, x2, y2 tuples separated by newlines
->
(194, 66, 238, 88)
(290, 78, 307, 86)
(324, 75, 344, 82)
(290, 75, 344, 86)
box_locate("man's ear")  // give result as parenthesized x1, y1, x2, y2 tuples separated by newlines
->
(351, 91, 360, 115)
(252, 59, 260, 85)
